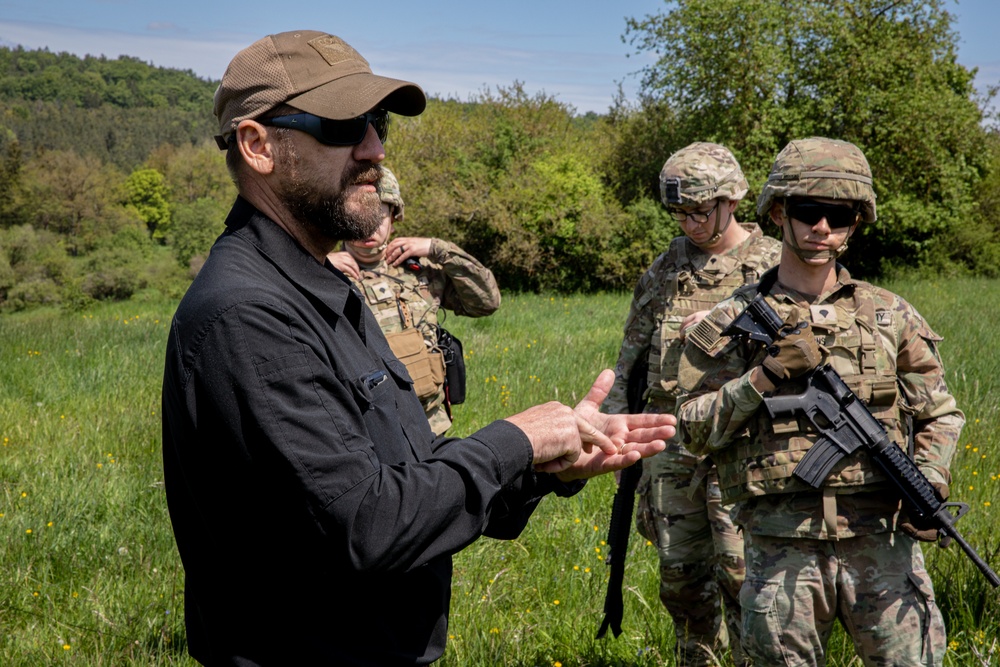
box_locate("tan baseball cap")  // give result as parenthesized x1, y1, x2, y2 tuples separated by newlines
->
(214, 30, 426, 145)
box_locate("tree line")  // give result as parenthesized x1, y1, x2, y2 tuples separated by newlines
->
(1, 0, 998, 312)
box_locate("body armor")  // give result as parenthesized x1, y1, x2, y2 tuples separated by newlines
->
(646, 226, 780, 406)
(712, 282, 911, 504)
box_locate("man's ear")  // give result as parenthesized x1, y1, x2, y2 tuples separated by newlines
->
(768, 200, 786, 227)
(236, 120, 277, 176)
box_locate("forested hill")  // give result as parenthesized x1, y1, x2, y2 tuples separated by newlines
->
(0, 46, 217, 170)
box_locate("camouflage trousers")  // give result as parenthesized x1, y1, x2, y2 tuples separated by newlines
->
(636, 449, 746, 667)
(741, 531, 946, 666)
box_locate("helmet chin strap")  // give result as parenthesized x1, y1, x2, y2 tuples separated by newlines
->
(349, 239, 389, 262)
(782, 221, 849, 261)
(699, 203, 733, 248)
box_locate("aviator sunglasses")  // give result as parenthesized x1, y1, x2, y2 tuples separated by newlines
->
(785, 200, 860, 228)
(262, 110, 389, 146)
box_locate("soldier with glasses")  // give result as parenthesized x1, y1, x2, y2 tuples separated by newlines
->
(605, 142, 780, 666)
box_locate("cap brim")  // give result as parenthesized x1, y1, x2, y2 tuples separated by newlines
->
(287, 72, 426, 119)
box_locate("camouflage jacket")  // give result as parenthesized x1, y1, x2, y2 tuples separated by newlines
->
(351, 238, 500, 434)
(675, 266, 964, 538)
(351, 238, 500, 342)
(605, 223, 780, 416)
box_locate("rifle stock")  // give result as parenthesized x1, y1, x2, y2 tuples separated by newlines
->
(726, 295, 1000, 588)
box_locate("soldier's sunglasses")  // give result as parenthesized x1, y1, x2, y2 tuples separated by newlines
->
(261, 110, 389, 146)
(785, 200, 860, 228)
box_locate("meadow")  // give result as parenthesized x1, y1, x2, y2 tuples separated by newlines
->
(1, 280, 998, 666)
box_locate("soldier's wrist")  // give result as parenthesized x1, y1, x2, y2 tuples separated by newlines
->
(749, 366, 776, 395)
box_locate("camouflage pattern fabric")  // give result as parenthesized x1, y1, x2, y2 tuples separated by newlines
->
(755, 136, 878, 224)
(741, 532, 945, 666)
(636, 465, 747, 667)
(659, 142, 749, 206)
(674, 265, 962, 664)
(350, 238, 500, 435)
(606, 223, 779, 667)
(606, 224, 781, 414)
(676, 265, 963, 520)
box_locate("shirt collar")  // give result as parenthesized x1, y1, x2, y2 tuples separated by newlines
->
(225, 196, 365, 338)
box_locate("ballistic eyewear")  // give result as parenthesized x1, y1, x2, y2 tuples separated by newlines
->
(785, 200, 860, 229)
(261, 110, 389, 146)
(667, 199, 720, 225)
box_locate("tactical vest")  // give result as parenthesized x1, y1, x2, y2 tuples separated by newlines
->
(357, 260, 440, 338)
(647, 228, 780, 404)
(714, 282, 909, 504)
(355, 260, 445, 401)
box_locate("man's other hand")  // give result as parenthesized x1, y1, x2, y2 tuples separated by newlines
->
(506, 370, 673, 478)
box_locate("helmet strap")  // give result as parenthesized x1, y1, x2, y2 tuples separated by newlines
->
(781, 220, 850, 261)
(703, 199, 732, 247)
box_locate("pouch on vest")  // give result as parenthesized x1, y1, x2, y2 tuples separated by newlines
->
(384, 328, 444, 400)
(437, 326, 466, 405)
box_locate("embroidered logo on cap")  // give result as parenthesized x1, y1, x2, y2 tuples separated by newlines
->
(308, 35, 370, 68)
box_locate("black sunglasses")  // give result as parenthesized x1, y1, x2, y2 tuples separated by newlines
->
(262, 110, 389, 146)
(785, 200, 860, 228)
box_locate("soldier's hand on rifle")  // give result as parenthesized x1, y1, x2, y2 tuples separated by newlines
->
(753, 318, 822, 392)
(898, 482, 953, 548)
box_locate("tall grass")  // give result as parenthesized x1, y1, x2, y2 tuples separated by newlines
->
(1, 281, 998, 666)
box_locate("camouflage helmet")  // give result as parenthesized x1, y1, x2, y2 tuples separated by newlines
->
(659, 142, 749, 207)
(756, 137, 877, 223)
(377, 166, 405, 221)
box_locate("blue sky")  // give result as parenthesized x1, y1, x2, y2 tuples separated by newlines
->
(0, 0, 996, 115)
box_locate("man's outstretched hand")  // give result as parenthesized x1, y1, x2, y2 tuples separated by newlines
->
(507, 370, 672, 479)
(557, 369, 672, 480)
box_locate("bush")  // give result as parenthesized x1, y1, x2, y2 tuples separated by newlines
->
(170, 197, 228, 272)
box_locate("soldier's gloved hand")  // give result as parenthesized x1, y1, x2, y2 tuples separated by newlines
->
(760, 320, 822, 384)
(898, 483, 952, 548)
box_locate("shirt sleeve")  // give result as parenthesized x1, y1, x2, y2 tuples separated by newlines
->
(429, 238, 501, 317)
(892, 297, 964, 486)
(604, 260, 663, 415)
(187, 298, 543, 575)
(674, 299, 763, 455)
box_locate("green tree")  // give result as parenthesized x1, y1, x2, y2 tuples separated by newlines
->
(15, 149, 139, 254)
(170, 196, 229, 273)
(623, 0, 996, 277)
(124, 167, 172, 240)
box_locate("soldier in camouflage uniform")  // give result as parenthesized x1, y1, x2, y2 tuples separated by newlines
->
(675, 137, 963, 666)
(605, 143, 780, 666)
(328, 167, 501, 435)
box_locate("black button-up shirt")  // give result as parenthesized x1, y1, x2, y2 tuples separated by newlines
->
(162, 198, 569, 666)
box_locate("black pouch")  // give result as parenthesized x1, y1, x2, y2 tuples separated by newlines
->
(437, 326, 466, 405)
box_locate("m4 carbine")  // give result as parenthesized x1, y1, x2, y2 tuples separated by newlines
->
(725, 293, 1000, 588)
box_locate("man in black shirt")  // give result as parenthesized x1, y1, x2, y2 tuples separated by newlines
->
(161, 30, 674, 667)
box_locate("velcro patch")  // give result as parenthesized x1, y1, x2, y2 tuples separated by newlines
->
(876, 309, 892, 326)
(308, 35, 370, 67)
(368, 280, 394, 303)
(810, 304, 838, 327)
(686, 316, 727, 357)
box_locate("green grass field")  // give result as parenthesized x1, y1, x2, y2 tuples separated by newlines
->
(1, 281, 998, 666)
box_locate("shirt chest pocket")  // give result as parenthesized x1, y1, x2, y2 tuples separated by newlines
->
(348, 358, 415, 463)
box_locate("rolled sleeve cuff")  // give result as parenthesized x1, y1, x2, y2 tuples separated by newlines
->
(733, 372, 766, 414)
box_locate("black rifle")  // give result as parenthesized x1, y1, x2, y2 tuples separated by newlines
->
(724, 294, 1000, 588)
(597, 350, 648, 638)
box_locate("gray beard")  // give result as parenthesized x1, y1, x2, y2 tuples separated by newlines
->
(275, 140, 383, 242)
